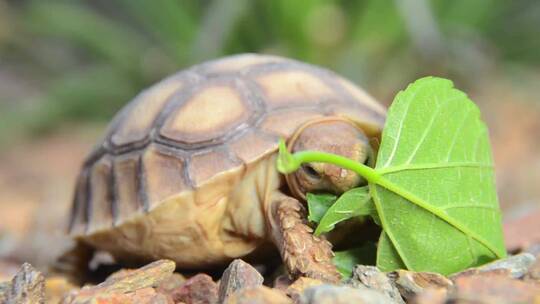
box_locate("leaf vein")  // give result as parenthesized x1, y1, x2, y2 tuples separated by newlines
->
(381, 88, 418, 168)
(445, 107, 474, 161)
(378, 162, 492, 175)
(403, 94, 442, 165)
(441, 204, 499, 211)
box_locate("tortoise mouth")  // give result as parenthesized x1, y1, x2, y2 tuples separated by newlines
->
(283, 116, 365, 201)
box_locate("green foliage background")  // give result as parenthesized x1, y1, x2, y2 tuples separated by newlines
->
(0, 0, 539, 144)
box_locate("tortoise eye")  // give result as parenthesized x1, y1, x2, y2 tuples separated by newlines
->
(302, 164, 321, 179)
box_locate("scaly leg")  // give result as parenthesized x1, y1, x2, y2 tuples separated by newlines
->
(50, 241, 94, 285)
(266, 192, 341, 283)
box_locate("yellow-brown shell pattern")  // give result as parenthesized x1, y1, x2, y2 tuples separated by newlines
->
(69, 54, 386, 235)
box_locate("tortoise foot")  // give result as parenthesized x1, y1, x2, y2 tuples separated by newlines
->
(269, 194, 341, 284)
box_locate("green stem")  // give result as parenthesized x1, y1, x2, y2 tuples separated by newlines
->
(289, 150, 381, 183)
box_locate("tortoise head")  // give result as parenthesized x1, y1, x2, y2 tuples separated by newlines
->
(286, 118, 373, 200)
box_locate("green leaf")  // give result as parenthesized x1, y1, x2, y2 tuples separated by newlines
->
(306, 193, 337, 223)
(333, 242, 377, 278)
(314, 187, 374, 236)
(376, 232, 406, 271)
(372, 76, 506, 274)
(276, 76, 506, 276)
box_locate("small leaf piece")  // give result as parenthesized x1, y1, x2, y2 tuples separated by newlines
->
(315, 187, 374, 236)
(373, 76, 506, 274)
(276, 139, 300, 174)
(306, 193, 337, 223)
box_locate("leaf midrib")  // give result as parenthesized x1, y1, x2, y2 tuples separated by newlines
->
(378, 162, 493, 175)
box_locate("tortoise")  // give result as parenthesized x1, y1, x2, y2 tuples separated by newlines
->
(68, 54, 386, 282)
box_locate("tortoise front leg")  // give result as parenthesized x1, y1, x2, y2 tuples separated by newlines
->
(266, 192, 341, 283)
(50, 241, 94, 285)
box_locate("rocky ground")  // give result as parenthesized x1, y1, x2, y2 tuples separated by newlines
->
(1, 246, 540, 303)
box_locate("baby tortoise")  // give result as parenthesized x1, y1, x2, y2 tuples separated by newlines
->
(67, 54, 385, 282)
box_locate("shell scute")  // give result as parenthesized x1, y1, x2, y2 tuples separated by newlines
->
(228, 130, 279, 165)
(254, 70, 338, 109)
(198, 53, 285, 74)
(160, 83, 253, 145)
(259, 109, 325, 138)
(111, 77, 184, 147)
(87, 157, 114, 233)
(69, 169, 89, 235)
(188, 148, 242, 188)
(141, 146, 189, 210)
(113, 153, 143, 223)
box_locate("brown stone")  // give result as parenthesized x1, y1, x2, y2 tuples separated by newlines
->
(64, 287, 174, 304)
(98, 259, 175, 292)
(218, 259, 264, 302)
(156, 272, 186, 295)
(410, 288, 447, 304)
(171, 273, 218, 304)
(225, 286, 292, 304)
(286, 277, 324, 301)
(299, 285, 397, 304)
(348, 265, 404, 304)
(448, 253, 536, 282)
(127, 288, 174, 304)
(525, 256, 540, 282)
(391, 270, 452, 300)
(451, 272, 540, 303)
(63, 259, 175, 304)
(0, 263, 45, 304)
(449, 268, 510, 281)
(477, 253, 535, 278)
(0, 282, 9, 304)
(45, 276, 78, 304)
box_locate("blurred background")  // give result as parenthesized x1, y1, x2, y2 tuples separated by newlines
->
(0, 0, 539, 269)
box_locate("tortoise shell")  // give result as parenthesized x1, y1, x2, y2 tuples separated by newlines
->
(69, 54, 385, 259)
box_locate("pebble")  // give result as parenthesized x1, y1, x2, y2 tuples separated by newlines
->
(390, 270, 452, 301)
(475, 252, 536, 279)
(409, 288, 447, 304)
(218, 259, 264, 303)
(171, 273, 218, 304)
(286, 277, 324, 301)
(525, 243, 540, 257)
(525, 258, 540, 281)
(449, 253, 537, 281)
(451, 271, 540, 303)
(62, 259, 176, 304)
(225, 286, 292, 304)
(0, 262, 45, 304)
(347, 265, 404, 304)
(299, 284, 397, 304)
(44, 276, 78, 304)
(156, 272, 186, 295)
(64, 287, 174, 304)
